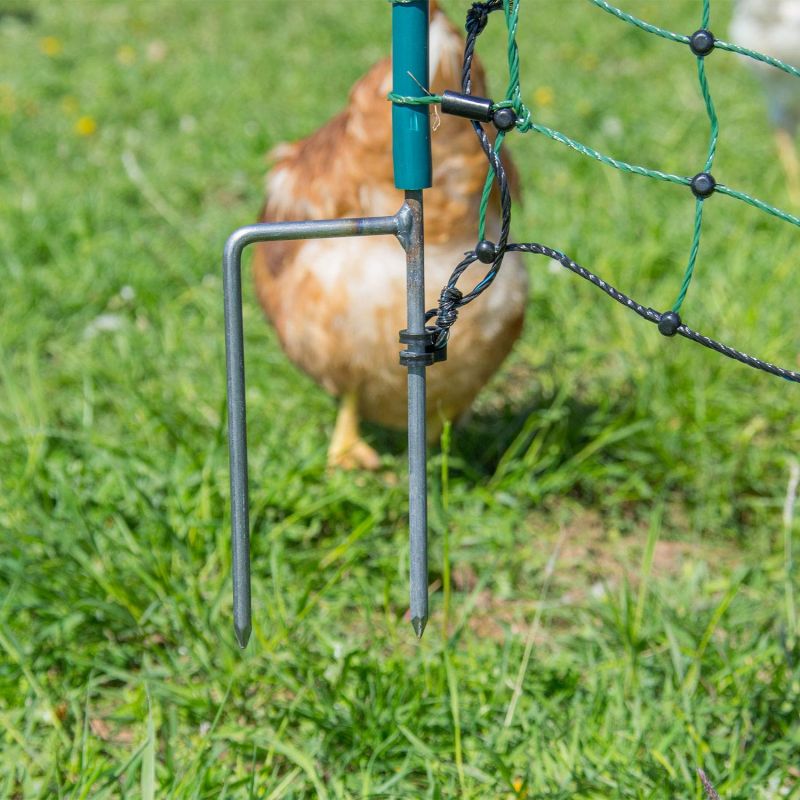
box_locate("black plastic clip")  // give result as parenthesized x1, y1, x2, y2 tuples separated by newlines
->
(399, 327, 448, 367)
(441, 90, 493, 123)
(441, 90, 518, 132)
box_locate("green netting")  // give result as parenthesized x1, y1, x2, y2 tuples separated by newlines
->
(391, 0, 800, 314)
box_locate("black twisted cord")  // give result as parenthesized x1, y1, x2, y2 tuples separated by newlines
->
(462, 0, 511, 281)
(427, 0, 800, 386)
(430, 0, 510, 345)
(507, 243, 660, 322)
(506, 243, 800, 383)
(464, 1, 503, 46)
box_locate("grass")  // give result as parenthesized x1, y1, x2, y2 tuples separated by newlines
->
(1, 0, 799, 796)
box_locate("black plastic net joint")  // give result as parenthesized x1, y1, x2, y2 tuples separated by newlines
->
(689, 29, 715, 57)
(657, 311, 682, 336)
(691, 172, 716, 198)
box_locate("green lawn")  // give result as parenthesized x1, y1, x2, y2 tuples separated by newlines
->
(1, 0, 799, 797)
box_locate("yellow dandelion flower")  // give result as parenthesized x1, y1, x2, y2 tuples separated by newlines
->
(533, 86, 554, 108)
(116, 45, 136, 66)
(39, 36, 62, 57)
(60, 95, 79, 115)
(75, 115, 97, 136)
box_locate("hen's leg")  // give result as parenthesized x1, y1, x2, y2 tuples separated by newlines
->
(328, 391, 381, 470)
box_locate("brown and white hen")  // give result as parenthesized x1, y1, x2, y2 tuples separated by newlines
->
(253, 3, 528, 469)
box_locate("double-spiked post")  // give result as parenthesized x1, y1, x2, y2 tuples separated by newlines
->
(221, 1, 434, 647)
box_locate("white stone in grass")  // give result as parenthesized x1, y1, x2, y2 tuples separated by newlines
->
(83, 313, 125, 339)
(146, 40, 168, 63)
(589, 581, 606, 599)
(180, 115, 197, 134)
(124, 128, 143, 148)
(601, 116, 623, 138)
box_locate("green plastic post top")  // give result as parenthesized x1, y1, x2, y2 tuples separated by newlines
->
(391, 0, 432, 190)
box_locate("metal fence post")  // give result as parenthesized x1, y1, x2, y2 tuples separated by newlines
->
(392, 0, 433, 637)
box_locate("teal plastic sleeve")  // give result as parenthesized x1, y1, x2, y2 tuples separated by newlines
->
(391, 0, 432, 190)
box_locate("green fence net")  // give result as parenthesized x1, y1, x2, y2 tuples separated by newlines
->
(390, 0, 800, 382)
(498, 0, 800, 312)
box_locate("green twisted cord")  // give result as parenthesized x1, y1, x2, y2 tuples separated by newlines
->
(717, 185, 800, 228)
(673, 198, 705, 313)
(387, 92, 442, 105)
(589, 0, 800, 79)
(476, 0, 522, 239)
(520, 120, 690, 186)
(588, 0, 689, 44)
(670, 58, 715, 312)
(672, 0, 716, 312)
(669, 183, 800, 314)
(714, 39, 800, 79)
(504, 0, 523, 109)
(477, 132, 506, 240)
(697, 59, 719, 172)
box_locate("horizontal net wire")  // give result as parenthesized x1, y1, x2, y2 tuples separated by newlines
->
(389, 0, 800, 383)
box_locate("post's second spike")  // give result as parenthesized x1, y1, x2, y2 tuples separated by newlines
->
(234, 620, 251, 650)
(411, 615, 428, 639)
(403, 190, 429, 639)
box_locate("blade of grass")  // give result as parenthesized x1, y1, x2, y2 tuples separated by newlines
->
(682, 576, 745, 693)
(443, 651, 464, 793)
(634, 501, 664, 642)
(504, 527, 566, 729)
(141, 687, 156, 800)
(782, 459, 799, 647)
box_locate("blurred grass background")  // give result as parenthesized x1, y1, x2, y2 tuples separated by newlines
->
(1, 0, 799, 797)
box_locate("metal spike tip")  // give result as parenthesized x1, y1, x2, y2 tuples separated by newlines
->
(411, 616, 428, 639)
(234, 622, 251, 649)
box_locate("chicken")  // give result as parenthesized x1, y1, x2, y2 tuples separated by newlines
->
(253, 3, 528, 469)
(730, 0, 800, 203)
